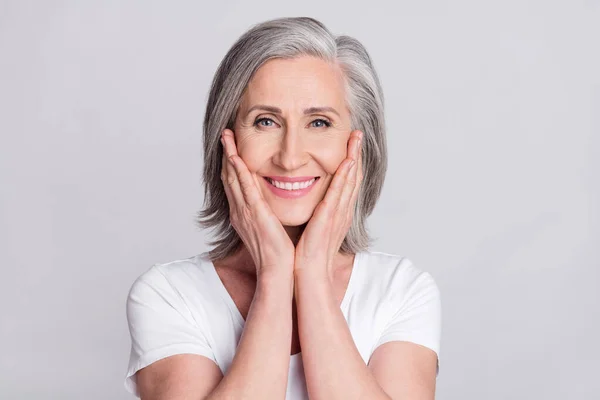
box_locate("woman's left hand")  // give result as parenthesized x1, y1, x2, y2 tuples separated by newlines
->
(294, 130, 364, 279)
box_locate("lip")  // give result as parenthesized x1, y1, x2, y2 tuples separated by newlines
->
(264, 175, 319, 183)
(263, 176, 320, 199)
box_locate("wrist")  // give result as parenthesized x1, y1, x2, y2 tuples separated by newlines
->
(257, 266, 294, 288)
(294, 265, 332, 285)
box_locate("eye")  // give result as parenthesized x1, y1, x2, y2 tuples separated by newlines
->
(254, 117, 277, 128)
(310, 118, 332, 128)
(253, 117, 332, 129)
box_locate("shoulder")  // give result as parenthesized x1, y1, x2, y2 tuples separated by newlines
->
(359, 250, 441, 303)
(360, 250, 432, 282)
(126, 254, 210, 309)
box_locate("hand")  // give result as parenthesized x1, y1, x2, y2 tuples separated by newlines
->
(294, 130, 364, 278)
(220, 129, 295, 277)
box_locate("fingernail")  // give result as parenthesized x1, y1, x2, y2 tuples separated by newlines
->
(228, 155, 235, 166)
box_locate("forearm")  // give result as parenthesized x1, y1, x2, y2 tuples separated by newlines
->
(207, 269, 294, 400)
(294, 268, 391, 400)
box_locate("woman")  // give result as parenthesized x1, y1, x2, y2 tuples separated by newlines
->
(125, 17, 441, 400)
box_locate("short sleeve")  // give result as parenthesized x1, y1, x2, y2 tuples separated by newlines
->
(373, 269, 442, 377)
(124, 265, 217, 398)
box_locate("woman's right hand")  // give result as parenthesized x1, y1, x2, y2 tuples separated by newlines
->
(220, 128, 295, 277)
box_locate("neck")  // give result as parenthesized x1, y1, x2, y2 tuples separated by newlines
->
(284, 223, 307, 246)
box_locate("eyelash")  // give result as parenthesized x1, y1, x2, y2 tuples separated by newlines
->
(254, 117, 332, 129)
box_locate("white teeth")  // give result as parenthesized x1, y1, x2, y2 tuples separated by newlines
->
(268, 178, 316, 191)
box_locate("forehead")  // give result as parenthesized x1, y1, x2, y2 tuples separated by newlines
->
(241, 56, 347, 109)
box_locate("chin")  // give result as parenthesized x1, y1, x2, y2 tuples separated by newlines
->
(270, 204, 315, 226)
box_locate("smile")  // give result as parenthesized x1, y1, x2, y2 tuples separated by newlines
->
(266, 177, 317, 190)
(263, 176, 320, 199)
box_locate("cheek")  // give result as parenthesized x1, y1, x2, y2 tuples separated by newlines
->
(236, 141, 270, 172)
(235, 134, 349, 174)
(313, 141, 348, 174)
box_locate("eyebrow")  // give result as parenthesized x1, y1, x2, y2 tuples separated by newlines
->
(246, 104, 340, 117)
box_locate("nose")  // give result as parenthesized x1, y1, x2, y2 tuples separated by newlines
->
(272, 126, 308, 171)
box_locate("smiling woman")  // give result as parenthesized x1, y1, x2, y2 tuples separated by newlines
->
(124, 17, 441, 400)
(199, 22, 388, 257)
(232, 55, 355, 228)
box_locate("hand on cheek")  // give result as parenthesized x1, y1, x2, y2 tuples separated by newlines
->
(294, 130, 364, 278)
(220, 128, 295, 274)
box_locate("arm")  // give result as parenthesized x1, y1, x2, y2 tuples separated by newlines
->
(205, 269, 295, 399)
(136, 269, 295, 400)
(294, 268, 392, 400)
(294, 266, 440, 400)
(367, 341, 437, 400)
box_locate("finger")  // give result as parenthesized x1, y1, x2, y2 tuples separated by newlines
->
(339, 131, 362, 212)
(221, 144, 237, 218)
(222, 130, 262, 208)
(349, 131, 364, 213)
(221, 130, 245, 212)
(321, 155, 355, 216)
(309, 155, 354, 249)
(252, 174, 267, 201)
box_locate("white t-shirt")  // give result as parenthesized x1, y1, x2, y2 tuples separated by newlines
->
(124, 250, 441, 399)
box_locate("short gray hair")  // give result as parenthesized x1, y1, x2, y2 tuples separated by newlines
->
(195, 17, 387, 261)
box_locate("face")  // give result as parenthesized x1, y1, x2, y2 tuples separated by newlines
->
(232, 55, 352, 227)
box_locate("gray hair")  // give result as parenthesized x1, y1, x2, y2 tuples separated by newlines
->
(195, 17, 387, 262)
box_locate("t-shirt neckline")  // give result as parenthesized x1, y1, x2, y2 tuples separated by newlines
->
(198, 251, 364, 360)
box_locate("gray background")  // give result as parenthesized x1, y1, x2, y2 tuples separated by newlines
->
(1, 1, 598, 399)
